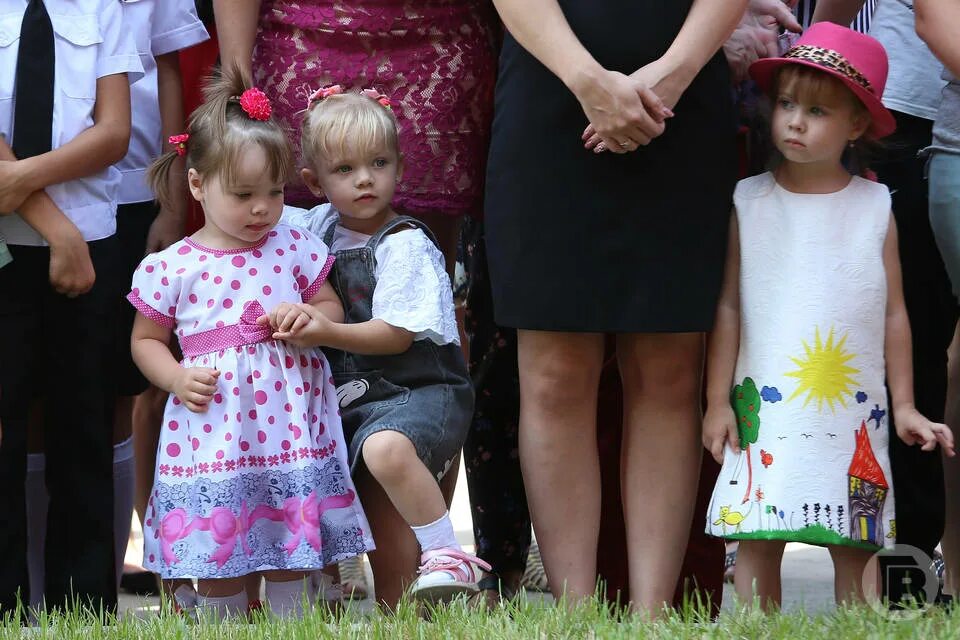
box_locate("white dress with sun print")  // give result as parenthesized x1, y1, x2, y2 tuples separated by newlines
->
(706, 172, 895, 550)
(128, 224, 374, 578)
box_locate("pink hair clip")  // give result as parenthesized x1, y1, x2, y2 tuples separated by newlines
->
(239, 87, 272, 121)
(360, 88, 392, 109)
(168, 133, 189, 156)
(307, 84, 344, 108)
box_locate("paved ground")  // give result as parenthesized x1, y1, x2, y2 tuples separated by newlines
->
(119, 460, 839, 616)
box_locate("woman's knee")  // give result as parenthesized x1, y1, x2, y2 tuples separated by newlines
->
(617, 333, 703, 397)
(361, 431, 419, 482)
(517, 331, 604, 408)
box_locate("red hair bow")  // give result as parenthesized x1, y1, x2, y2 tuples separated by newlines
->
(168, 133, 189, 156)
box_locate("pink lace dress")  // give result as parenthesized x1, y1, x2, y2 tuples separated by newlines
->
(254, 0, 498, 214)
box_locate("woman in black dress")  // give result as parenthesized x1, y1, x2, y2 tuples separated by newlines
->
(485, 0, 744, 614)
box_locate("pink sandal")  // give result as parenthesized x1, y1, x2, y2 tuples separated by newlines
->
(409, 548, 492, 604)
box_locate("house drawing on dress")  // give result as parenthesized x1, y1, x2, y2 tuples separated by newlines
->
(847, 421, 888, 545)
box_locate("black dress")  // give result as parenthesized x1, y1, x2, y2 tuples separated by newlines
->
(484, 1, 737, 332)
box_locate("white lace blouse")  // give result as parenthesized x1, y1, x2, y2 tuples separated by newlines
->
(281, 205, 459, 346)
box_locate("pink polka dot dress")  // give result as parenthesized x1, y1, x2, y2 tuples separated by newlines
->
(127, 224, 373, 579)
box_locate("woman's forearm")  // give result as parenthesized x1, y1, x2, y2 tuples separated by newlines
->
(490, 0, 602, 92)
(214, 0, 261, 79)
(916, 0, 960, 78)
(661, 0, 749, 86)
(811, 0, 865, 26)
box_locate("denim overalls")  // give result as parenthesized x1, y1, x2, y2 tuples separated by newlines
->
(321, 215, 473, 482)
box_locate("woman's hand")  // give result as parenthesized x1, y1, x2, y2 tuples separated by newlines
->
(581, 59, 682, 152)
(703, 404, 740, 465)
(894, 404, 955, 456)
(171, 367, 220, 413)
(571, 67, 672, 154)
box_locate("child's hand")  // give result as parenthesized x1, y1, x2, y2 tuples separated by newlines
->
(260, 302, 334, 348)
(703, 405, 740, 465)
(171, 367, 220, 413)
(47, 221, 95, 296)
(895, 405, 955, 456)
(0, 160, 33, 214)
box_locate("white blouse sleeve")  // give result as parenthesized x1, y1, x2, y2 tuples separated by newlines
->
(372, 230, 459, 346)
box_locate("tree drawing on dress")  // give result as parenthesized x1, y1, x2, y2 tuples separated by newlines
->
(728, 377, 761, 504)
(784, 326, 861, 412)
(848, 421, 889, 545)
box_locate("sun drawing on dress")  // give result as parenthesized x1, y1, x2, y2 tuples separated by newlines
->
(784, 326, 860, 412)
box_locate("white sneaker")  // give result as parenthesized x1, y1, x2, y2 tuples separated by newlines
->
(409, 548, 492, 604)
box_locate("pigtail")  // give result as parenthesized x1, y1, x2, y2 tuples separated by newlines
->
(146, 149, 183, 213)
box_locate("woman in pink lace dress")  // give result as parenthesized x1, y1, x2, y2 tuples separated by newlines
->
(215, 1, 498, 273)
(214, 0, 499, 607)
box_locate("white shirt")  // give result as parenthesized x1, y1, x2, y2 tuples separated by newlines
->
(0, 0, 143, 246)
(281, 204, 460, 346)
(869, 0, 944, 121)
(118, 0, 208, 204)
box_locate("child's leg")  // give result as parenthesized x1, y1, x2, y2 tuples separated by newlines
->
(196, 577, 248, 619)
(734, 540, 786, 611)
(829, 545, 873, 606)
(25, 451, 47, 612)
(354, 467, 419, 609)
(942, 326, 960, 596)
(362, 431, 449, 527)
(616, 332, 703, 617)
(515, 330, 605, 603)
(262, 570, 313, 618)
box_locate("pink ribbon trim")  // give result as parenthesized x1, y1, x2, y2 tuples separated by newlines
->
(179, 300, 272, 357)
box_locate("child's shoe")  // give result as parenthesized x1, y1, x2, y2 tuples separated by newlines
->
(409, 548, 492, 604)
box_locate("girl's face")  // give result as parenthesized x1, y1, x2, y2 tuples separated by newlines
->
(189, 145, 285, 248)
(302, 141, 403, 235)
(771, 79, 868, 169)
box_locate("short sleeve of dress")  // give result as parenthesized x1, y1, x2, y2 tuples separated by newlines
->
(372, 230, 459, 345)
(274, 224, 335, 302)
(127, 251, 182, 329)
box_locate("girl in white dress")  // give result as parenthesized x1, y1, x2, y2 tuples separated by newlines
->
(704, 23, 954, 610)
(278, 87, 487, 606)
(128, 68, 373, 618)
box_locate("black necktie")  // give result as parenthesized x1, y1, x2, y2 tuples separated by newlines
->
(12, 0, 54, 159)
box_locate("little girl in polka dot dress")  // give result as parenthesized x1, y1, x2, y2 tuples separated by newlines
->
(127, 68, 373, 619)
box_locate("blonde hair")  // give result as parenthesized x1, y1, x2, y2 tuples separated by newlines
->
(300, 92, 400, 169)
(147, 65, 294, 211)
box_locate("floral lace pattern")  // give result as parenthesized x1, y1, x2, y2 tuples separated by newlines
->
(254, 1, 499, 213)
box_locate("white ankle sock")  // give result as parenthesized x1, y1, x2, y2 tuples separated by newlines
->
(25, 453, 48, 611)
(113, 437, 135, 589)
(265, 577, 314, 618)
(196, 590, 248, 619)
(411, 512, 460, 553)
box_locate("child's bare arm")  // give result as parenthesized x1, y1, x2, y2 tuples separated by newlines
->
(703, 213, 742, 463)
(0, 73, 131, 213)
(0, 136, 95, 295)
(146, 52, 189, 252)
(131, 313, 220, 412)
(883, 213, 955, 455)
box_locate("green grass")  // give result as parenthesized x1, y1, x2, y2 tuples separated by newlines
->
(2, 595, 958, 639)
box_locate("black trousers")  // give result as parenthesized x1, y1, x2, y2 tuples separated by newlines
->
(880, 113, 958, 564)
(0, 237, 119, 614)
